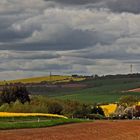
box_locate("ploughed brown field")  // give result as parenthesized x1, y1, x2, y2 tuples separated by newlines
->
(0, 121, 140, 140)
(128, 88, 140, 92)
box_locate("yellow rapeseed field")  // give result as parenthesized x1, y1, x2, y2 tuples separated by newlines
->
(101, 102, 140, 117)
(0, 112, 68, 119)
(0, 75, 85, 85)
(100, 104, 117, 117)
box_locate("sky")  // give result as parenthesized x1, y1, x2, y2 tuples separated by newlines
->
(0, 0, 140, 80)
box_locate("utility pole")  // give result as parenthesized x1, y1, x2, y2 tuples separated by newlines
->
(50, 71, 52, 82)
(130, 64, 133, 74)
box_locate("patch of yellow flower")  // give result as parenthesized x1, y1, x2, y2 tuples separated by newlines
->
(0, 112, 68, 119)
(0, 75, 85, 85)
(100, 104, 117, 117)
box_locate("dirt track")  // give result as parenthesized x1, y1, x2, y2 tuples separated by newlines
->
(0, 121, 140, 140)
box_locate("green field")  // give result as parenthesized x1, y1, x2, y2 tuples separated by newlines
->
(47, 78, 140, 103)
(1, 75, 140, 104)
(0, 117, 88, 130)
(0, 76, 140, 129)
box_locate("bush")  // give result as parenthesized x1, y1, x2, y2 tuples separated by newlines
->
(91, 106, 105, 116)
(0, 103, 10, 112)
(73, 104, 91, 118)
(30, 96, 48, 113)
(62, 100, 81, 117)
(87, 114, 105, 120)
(48, 101, 63, 115)
(135, 106, 140, 117)
(119, 95, 139, 107)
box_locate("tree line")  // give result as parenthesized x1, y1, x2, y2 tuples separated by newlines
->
(0, 85, 30, 104)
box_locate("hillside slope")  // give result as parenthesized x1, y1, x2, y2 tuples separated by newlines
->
(0, 75, 85, 85)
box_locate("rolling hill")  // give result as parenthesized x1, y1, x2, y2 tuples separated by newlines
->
(0, 75, 85, 85)
(1, 75, 140, 104)
(27, 77, 140, 104)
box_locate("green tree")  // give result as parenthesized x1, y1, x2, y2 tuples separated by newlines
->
(14, 86, 30, 104)
(0, 86, 16, 104)
(119, 95, 139, 107)
(0, 85, 30, 104)
(73, 104, 91, 118)
(48, 101, 63, 115)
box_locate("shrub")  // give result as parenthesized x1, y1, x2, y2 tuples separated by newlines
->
(29, 96, 49, 113)
(87, 114, 105, 120)
(119, 95, 139, 107)
(135, 106, 140, 117)
(48, 101, 63, 115)
(62, 100, 81, 116)
(91, 106, 105, 116)
(0, 103, 10, 112)
(73, 104, 91, 118)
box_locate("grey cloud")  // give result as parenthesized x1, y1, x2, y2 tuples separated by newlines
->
(0, 58, 72, 72)
(0, 51, 60, 60)
(0, 29, 98, 50)
(0, 0, 140, 79)
(44, 0, 103, 5)
(0, 28, 33, 42)
(45, 0, 140, 14)
(0, 27, 121, 51)
(85, 0, 140, 14)
(107, 0, 140, 14)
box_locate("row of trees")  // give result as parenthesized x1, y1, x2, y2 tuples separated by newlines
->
(1, 85, 140, 119)
(0, 85, 30, 104)
(0, 85, 105, 119)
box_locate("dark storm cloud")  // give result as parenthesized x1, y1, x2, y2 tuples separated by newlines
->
(0, 28, 119, 51)
(0, 29, 33, 42)
(107, 0, 140, 14)
(0, 29, 97, 50)
(44, 0, 103, 5)
(45, 0, 140, 14)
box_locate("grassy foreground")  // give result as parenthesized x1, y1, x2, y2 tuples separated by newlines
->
(0, 118, 89, 130)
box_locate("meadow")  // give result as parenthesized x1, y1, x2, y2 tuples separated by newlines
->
(28, 77, 140, 104)
(0, 75, 140, 130)
(0, 112, 89, 130)
(0, 117, 87, 130)
(2, 75, 140, 104)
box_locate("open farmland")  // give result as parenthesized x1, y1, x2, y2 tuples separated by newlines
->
(1, 76, 140, 103)
(128, 88, 140, 92)
(2, 76, 140, 104)
(0, 113, 88, 130)
(0, 121, 140, 140)
(0, 75, 85, 85)
(49, 78, 140, 103)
